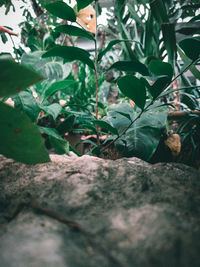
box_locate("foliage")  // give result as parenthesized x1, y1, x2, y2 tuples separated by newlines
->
(0, 0, 200, 164)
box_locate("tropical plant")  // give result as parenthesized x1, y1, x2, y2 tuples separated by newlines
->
(0, 0, 200, 164)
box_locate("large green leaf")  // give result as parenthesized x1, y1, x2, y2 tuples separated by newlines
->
(46, 1, 76, 22)
(76, 0, 94, 11)
(40, 103, 62, 121)
(0, 59, 43, 98)
(149, 60, 173, 79)
(13, 90, 40, 122)
(103, 102, 134, 135)
(148, 76, 170, 99)
(115, 110, 168, 160)
(55, 25, 95, 41)
(38, 126, 70, 155)
(21, 51, 71, 81)
(42, 80, 77, 101)
(179, 38, 200, 60)
(42, 46, 95, 69)
(117, 75, 146, 110)
(93, 120, 119, 135)
(0, 102, 50, 164)
(109, 60, 149, 76)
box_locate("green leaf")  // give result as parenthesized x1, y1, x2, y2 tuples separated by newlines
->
(38, 126, 63, 140)
(103, 102, 134, 134)
(115, 110, 168, 160)
(0, 102, 50, 164)
(117, 75, 146, 110)
(179, 38, 200, 60)
(55, 25, 95, 41)
(56, 115, 75, 135)
(13, 90, 40, 122)
(46, 1, 76, 22)
(93, 120, 119, 135)
(43, 80, 77, 101)
(42, 46, 95, 69)
(0, 59, 43, 98)
(49, 135, 70, 155)
(108, 60, 149, 76)
(38, 126, 70, 155)
(76, 0, 94, 11)
(149, 60, 173, 79)
(98, 39, 132, 61)
(150, 0, 169, 24)
(161, 23, 176, 65)
(21, 51, 71, 82)
(148, 76, 170, 99)
(40, 103, 62, 121)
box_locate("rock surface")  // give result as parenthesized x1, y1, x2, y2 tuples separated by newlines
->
(0, 154, 200, 267)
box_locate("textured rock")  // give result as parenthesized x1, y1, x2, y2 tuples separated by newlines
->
(0, 154, 200, 267)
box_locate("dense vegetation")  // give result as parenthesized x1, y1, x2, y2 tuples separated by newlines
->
(0, 0, 200, 167)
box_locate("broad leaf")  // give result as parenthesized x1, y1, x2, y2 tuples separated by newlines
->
(179, 38, 200, 60)
(46, 1, 76, 22)
(76, 0, 94, 11)
(109, 60, 149, 76)
(42, 46, 95, 69)
(13, 90, 40, 122)
(103, 102, 134, 135)
(21, 51, 71, 81)
(55, 25, 95, 41)
(0, 102, 50, 164)
(43, 80, 77, 101)
(148, 76, 170, 99)
(117, 75, 146, 110)
(38, 126, 70, 155)
(93, 120, 119, 135)
(115, 110, 168, 160)
(40, 103, 62, 121)
(149, 60, 173, 79)
(0, 59, 43, 97)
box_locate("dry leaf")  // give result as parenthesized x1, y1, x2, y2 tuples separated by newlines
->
(76, 5, 96, 34)
(164, 134, 181, 157)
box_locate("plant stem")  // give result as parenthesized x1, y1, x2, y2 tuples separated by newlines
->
(100, 57, 199, 154)
(94, 1, 100, 146)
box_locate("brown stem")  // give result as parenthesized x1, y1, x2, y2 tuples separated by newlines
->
(94, 2, 100, 146)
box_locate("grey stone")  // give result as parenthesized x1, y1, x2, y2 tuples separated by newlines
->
(0, 154, 200, 267)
